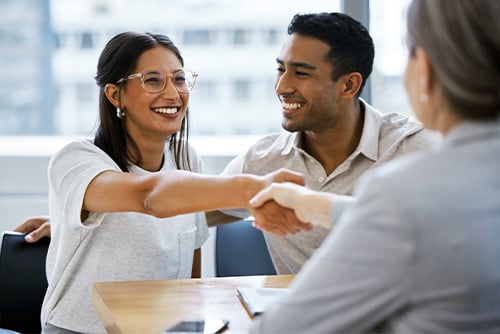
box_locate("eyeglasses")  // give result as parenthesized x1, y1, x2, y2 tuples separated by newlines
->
(117, 69, 198, 93)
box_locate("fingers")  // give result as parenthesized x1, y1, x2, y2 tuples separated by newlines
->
(249, 184, 277, 208)
(12, 216, 51, 243)
(253, 219, 313, 235)
(13, 216, 49, 233)
(296, 221, 314, 231)
(274, 169, 305, 186)
(13, 219, 34, 233)
(250, 201, 314, 236)
(252, 220, 287, 236)
(24, 222, 51, 243)
(250, 182, 300, 209)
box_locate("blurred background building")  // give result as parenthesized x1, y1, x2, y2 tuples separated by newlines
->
(0, 0, 54, 134)
(0, 0, 412, 137)
(0, 0, 413, 276)
(1, 0, 350, 136)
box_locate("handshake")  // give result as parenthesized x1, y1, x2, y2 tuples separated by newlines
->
(14, 168, 339, 241)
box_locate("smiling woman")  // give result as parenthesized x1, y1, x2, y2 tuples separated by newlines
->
(93, 33, 191, 172)
(35, 31, 306, 334)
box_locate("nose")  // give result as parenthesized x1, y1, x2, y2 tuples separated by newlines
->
(160, 76, 181, 98)
(275, 71, 294, 95)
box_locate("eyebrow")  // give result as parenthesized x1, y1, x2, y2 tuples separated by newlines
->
(276, 58, 317, 70)
(142, 68, 185, 75)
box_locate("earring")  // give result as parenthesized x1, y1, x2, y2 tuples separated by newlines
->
(116, 108, 125, 119)
(419, 93, 429, 103)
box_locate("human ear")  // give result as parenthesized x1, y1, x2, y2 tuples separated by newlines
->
(104, 83, 121, 108)
(414, 47, 434, 96)
(340, 72, 363, 98)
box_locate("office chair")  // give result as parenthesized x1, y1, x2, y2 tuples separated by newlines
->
(215, 219, 276, 277)
(0, 231, 50, 333)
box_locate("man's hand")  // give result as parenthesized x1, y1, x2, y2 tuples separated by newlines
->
(13, 215, 51, 242)
(251, 201, 313, 236)
(262, 168, 305, 188)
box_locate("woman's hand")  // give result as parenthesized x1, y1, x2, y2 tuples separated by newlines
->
(13, 215, 51, 242)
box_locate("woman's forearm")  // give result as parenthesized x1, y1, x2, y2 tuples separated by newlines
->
(143, 169, 304, 218)
(143, 171, 263, 218)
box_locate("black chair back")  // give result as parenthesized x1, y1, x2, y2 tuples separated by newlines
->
(0, 232, 50, 333)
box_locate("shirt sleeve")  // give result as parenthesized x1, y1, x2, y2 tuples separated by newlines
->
(400, 128, 442, 155)
(48, 140, 117, 229)
(250, 170, 415, 333)
(328, 194, 356, 227)
(220, 153, 245, 176)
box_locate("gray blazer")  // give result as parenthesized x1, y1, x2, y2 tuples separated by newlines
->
(252, 119, 500, 333)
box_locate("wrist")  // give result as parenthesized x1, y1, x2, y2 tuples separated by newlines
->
(236, 174, 263, 208)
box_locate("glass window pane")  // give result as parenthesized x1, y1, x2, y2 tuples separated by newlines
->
(0, 0, 54, 135)
(0, 0, 340, 137)
(369, 0, 413, 116)
(80, 31, 94, 49)
(182, 29, 217, 45)
(228, 28, 250, 45)
(234, 79, 251, 100)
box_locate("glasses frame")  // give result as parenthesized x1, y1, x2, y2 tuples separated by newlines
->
(116, 69, 198, 93)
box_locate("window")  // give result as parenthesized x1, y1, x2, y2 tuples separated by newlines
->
(0, 0, 341, 137)
(263, 28, 279, 45)
(0, 0, 52, 135)
(75, 82, 96, 104)
(182, 29, 217, 45)
(192, 80, 217, 101)
(80, 31, 94, 49)
(228, 28, 250, 45)
(369, 0, 413, 115)
(234, 80, 251, 100)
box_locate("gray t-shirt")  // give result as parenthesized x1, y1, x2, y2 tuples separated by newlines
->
(41, 139, 208, 333)
(221, 101, 441, 274)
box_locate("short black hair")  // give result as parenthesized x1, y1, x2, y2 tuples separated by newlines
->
(288, 12, 374, 95)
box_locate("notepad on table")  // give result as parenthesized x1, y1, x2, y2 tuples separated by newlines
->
(237, 287, 290, 316)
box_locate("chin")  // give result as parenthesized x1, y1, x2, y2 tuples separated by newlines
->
(282, 121, 298, 132)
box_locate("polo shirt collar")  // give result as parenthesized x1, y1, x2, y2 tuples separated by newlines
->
(281, 131, 302, 155)
(355, 99, 381, 161)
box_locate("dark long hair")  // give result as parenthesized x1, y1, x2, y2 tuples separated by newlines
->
(94, 32, 191, 172)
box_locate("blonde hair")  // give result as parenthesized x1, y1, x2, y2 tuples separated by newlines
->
(407, 0, 500, 119)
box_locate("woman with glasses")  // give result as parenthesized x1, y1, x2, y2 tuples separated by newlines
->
(249, 0, 500, 332)
(40, 32, 303, 334)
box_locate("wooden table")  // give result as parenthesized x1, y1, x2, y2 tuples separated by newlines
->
(92, 275, 294, 334)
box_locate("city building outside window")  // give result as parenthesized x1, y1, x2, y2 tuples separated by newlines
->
(0, 0, 342, 137)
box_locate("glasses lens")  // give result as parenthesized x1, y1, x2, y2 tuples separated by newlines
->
(140, 70, 196, 93)
(174, 71, 196, 92)
(142, 71, 166, 93)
